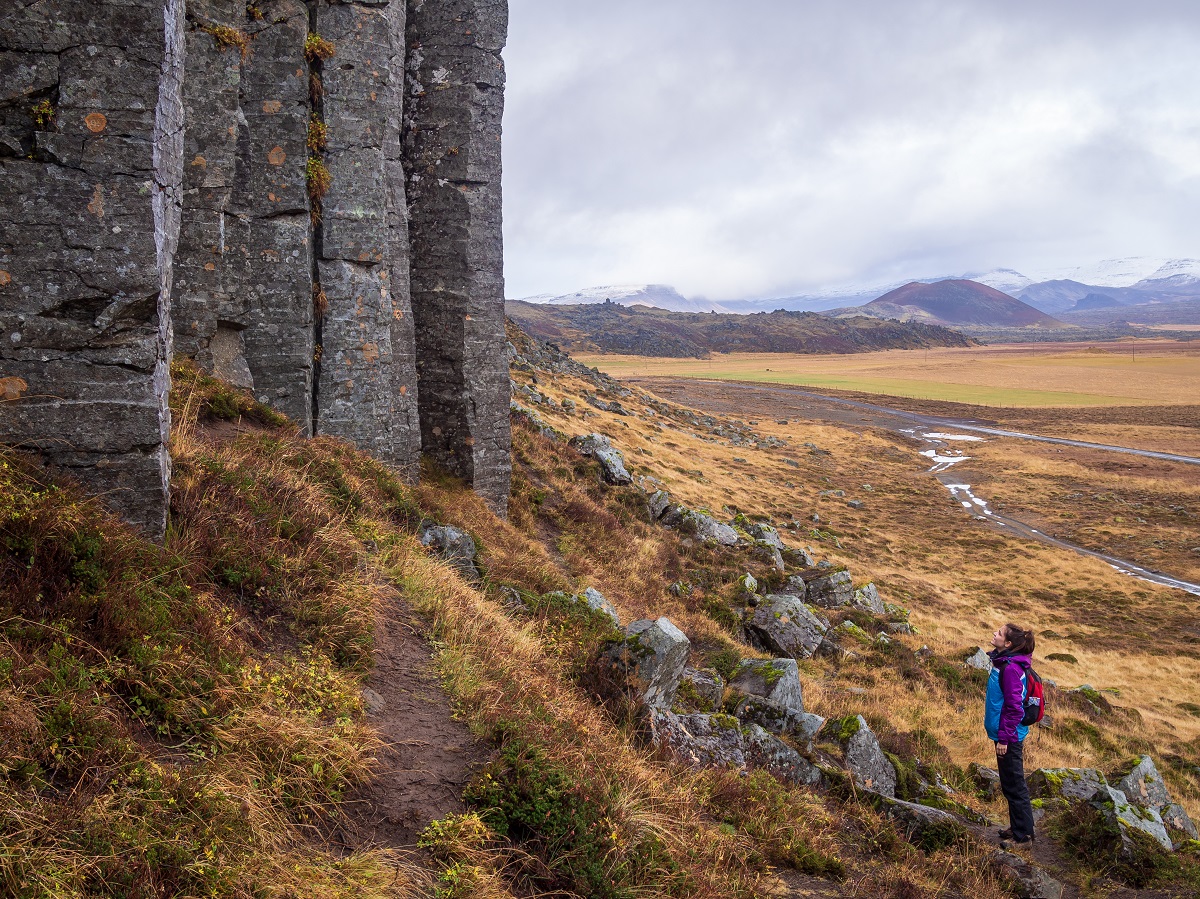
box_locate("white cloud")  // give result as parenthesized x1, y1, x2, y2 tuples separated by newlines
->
(502, 0, 1200, 299)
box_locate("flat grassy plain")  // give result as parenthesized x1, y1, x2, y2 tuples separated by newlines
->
(578, 339, 1200, 408)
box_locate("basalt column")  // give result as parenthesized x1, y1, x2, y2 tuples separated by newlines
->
(0, 0, 185, 537)
(312, 0, 420, 469)
(404, 0, 511, 513)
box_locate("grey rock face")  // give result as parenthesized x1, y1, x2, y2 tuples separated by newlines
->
(404, 0, 511, 514)
(969, 763, 1003, 801)
(964, 647, 994, 671)
(314, 0, 421, 470)
(728, 658, 805, 712)
(745, 521, 783, 549)
(751, 539, 785, 572)
(581, 586, 621, 627)
(569, 432, 632, 485)
(679, 667, 725, 712)
(651, 710, 745, 770)
(992, 850, 1064, 899)
(781, 546, 816, 568)
(875, 795, 963, 843)
(743, 595, 829, 659)
(779, 574, 807, 599)
(1029, 768, 1108, 802)
(419, 524, 479, 579)
(1161, 803, 1199, 841)
(675, 509, 737, 545)
(852, 582, 886, 615)
(733, 696, 825, 744)
(803, 570, 854, 609)
(0, 0, 185, 536)
(647, 489, 671, 519)
(608, 617, 690, 710)
(743, 724, 823, 786)
(1112, 755, 1172, 809)
(823, 715, 897, 797)
(1088, 784, 1173, 853)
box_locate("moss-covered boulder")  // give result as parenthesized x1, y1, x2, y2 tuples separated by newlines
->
(1089, 784, 1174, 853)
(743, 595, 828, 659)
(820, 714, 897, 797)
(1029, 768, 1108, 802)
(606, 617, 690, 710)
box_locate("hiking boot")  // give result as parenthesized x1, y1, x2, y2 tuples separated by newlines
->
(997, 828, 1014, 841)
(1000, 834, 1034, 849)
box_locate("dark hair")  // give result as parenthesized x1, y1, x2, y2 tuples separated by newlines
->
(1003, 623, 1035, 656)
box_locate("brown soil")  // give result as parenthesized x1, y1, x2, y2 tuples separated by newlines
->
(335, 589, 490, 850)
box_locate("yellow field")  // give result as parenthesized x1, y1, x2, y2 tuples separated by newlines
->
(577, 340, 1200, 407)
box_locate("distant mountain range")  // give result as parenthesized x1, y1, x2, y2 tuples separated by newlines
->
(514, 257, 1200, 328)
(831, 280, 1065, 329)
(505, 301, 975, 358)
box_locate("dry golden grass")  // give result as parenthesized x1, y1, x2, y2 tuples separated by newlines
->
(507, 353, 1200, 826)
(579, 339, 1200, 407)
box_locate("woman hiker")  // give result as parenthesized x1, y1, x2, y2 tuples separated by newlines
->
(985, 623, 1036, 846)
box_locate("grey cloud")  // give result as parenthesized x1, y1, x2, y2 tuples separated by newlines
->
(503, 1, 1200, 299)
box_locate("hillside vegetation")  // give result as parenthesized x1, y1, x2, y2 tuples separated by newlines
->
(3, 338, 1200, 898)
(507, 300, 975, 358)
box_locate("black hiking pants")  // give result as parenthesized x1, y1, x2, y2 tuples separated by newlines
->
(997, 739, 1034, 840)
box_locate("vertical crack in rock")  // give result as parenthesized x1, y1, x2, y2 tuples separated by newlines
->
(0, 0, 185, 536)
(403, 0, 512, 514)
(307, 1, 326, 435)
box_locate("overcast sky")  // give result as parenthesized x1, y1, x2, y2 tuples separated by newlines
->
(500, 0, 1200, 300)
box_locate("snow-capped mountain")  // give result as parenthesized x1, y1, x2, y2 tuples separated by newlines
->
(963, 269, 1035, 295)
(516, 284, 730, 313)
(1134, 259, 1200, 287)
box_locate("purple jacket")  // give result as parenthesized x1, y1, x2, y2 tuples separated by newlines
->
(985, 650, 1031, 744)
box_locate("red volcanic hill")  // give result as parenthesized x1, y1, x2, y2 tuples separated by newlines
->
(861, 279, 1067, 328)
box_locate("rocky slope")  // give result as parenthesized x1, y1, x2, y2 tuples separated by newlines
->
(506, 300, 975, 358)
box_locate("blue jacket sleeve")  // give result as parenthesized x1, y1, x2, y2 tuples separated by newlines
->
(997, 663, 1025, 744)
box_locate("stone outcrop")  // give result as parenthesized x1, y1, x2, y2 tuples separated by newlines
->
(606, 617, 690, 711)
(569, 432, 632, 485)
(404, 0, 510, 513)
(744, 594, 829, 659)
(821, 714, 897, 797)
(0, 0, 186, 537)
(1, 0, 512, 532)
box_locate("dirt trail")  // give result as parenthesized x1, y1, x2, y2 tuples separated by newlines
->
(336, 589, 490, 849)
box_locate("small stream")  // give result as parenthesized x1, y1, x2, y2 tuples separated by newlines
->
(911, 430, 1200, 598)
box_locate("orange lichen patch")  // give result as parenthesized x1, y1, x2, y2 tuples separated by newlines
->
(360, 343, 379, 364)
(262, 99, 283, 114)
(398, 385, 407, 395)
(191, 155, 207, 167)
(204, 262, 216, 271)
(87, 184, 104, 217)
(84, 112, 107, 133)
(0, 377, 29, 400)
(0, 270, 11, 287)
(267, 146, 286, 166)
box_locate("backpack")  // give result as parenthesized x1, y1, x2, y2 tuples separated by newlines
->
(997, 658, 1046, 726)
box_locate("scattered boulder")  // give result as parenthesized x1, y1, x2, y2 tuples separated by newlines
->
(743, 724, 823, 786)
(969, 763, 1003, 801)
(1088, 784, 1174, 853)
(743, 594, 829, 659)
(419, 524, 480, 579)
(648, 490, 671, 520)
(729, 658, 805, 711)
(569, 433, 633, 485)
(679, 667, 725, 712)
(1112, 755, 1171, 808)
(744, 520, 783, 550)
(781, 546, 817, 568)
(802, 569, 854, 609)
(852, 583, 886, 615)
(816, 620, 870, 659)
(737, 572, 758, 596)
(751, 540, 785, 572)
(1111, 756, 1198, 840)
(581, 587, 621, 627)
(992, 850, 1065, 899)
(873, 795, 965, 850)
(964, 647, 993, 671)
(734, 696, 825, 743)
(1029, 768, 1108, 802)
(652, 711, 745, 770)
(607, 617, 690, 710)
(1162, 803, 1199, 841)
(821, 715, 897, 797)
(779, 575, 808, 599)
(665, 507, 738, 545)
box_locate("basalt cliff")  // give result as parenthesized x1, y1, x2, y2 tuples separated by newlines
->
(1, 0, 511, 534)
